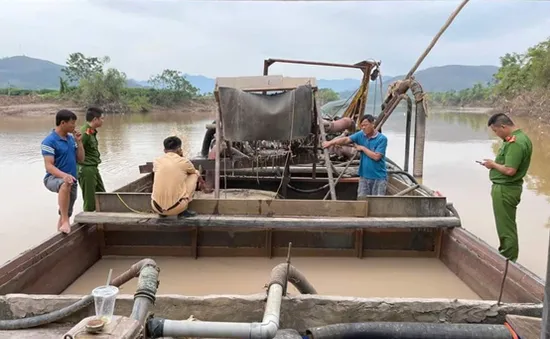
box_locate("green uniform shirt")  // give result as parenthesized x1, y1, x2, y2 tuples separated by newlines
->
(489, 129, 532, 186)
(79, 123, 102, 166)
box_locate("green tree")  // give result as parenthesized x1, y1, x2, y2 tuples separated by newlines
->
(149, 69, 198, 95)
(147, 69, 199, 105)
(317, 88, 340, 106)
(62, 52, 111, 83)
(79, 68, 127, 110)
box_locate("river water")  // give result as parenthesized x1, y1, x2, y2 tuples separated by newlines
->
(0, 109, 549, 279)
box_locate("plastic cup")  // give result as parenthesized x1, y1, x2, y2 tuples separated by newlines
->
(91, 285, 119, 324)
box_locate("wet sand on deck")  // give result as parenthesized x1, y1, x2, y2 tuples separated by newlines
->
(63, 256, 480, 299)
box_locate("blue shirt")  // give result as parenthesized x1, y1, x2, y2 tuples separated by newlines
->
(349, 131, 388, 180)
(41, 130, 78, 179)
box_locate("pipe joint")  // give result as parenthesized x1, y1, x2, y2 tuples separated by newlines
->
(134, 265, 160, 304)
(146, 317, 165, 338)
(251, 320, 278, 339)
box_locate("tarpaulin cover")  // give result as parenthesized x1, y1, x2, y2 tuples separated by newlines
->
(218, 85, 313, 142)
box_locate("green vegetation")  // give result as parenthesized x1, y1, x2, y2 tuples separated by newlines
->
(316, 88, 340, 106)
(428, 37, 550, 118)
(1, 52, 206, 113)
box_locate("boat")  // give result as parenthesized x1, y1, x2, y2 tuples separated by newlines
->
(0, 56, 545, 339)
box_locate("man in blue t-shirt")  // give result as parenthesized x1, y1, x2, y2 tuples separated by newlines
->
(322, 114, 388, 197)
(41, 109, 85, 234)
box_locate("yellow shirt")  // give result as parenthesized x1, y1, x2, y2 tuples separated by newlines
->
(151, 152, 198, 210)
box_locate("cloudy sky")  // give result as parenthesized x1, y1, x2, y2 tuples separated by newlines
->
(1, 0, 549, 80)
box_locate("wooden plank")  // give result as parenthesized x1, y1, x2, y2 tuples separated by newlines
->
(266, 229, 273, 258)
(65, 316, 141, 339)
(0, 231, 74, 285)
(95, 192, 449, 218)
(103, 245, 358, 258)
(75, 212, 461, 229)
(0, 225, 100, 294)
(366, 196, 448, 217)
(114, 173, 152, 192)
(355, 229, 364, 258)
(215, 75, 317, 92)
(139, 153, 317, 173)
(101, 245, 431, 258)
(505, 315, 541, 339)
(362, 249, 436, 258)
(191, 227, 198, 259)
(97, 195, 369, 217)
(440, 227, 544, 303)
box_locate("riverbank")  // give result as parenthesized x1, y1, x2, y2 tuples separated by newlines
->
(0, 95, 217, 118)
(428, 90, 550, 122)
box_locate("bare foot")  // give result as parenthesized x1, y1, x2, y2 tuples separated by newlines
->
(57, 217, 62, 230)
(59, 222, 71, 234)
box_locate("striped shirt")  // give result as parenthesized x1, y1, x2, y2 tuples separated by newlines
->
(41, 129, 78, 179)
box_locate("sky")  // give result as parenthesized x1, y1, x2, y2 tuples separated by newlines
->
(1, 0, 550, 80)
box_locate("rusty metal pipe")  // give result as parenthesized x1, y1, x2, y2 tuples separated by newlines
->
(324, 117, 354, 134)
(264, 58, 378, 71)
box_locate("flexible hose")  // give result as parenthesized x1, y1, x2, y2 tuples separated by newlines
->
(306, 322, 514, 339)
(268, 263, 317, 294)
(0, 258, 157, 330)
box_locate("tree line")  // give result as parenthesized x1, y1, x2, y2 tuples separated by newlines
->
(0, 52, 207, 113)
(428, 37, 550, 116)
(0, 52, 343, 114)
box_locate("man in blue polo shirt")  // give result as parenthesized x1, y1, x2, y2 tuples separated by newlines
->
(322, 114, 388, 197)
(41, 109, 85, 234)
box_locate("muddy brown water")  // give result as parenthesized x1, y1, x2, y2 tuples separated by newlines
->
(63, 257, 480, 299)
(1, 109, 549, 296)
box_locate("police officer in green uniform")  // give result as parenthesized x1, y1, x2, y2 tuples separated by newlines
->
(78, 107, 106, 211)
(482, 113, 532, 262)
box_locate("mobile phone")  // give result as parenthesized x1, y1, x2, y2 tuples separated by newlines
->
(475, 160, 483, 165)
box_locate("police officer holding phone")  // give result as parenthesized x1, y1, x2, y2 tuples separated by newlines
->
(480, 113, 532, 262)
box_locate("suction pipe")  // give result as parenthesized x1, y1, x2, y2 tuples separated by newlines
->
(129, 259, 160, 326)
(0, 258, 158, 331)
(147, 263, 316, 339)
(306, 322, 515, 339)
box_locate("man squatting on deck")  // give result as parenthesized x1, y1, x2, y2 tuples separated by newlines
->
(481, 113, 532, 262)
(41, 110, 84, 234)
(322, 114, 388, 198)
(78, 107, 106, 212)
(151, 136, 212, 218)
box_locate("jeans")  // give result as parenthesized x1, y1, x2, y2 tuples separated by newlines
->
(357, 177, 387, 198)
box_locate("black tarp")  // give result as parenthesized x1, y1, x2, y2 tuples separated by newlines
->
(218, 85, 313, 142)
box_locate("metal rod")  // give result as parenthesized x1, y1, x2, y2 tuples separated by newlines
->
(405, 0, 470, 79)
(541, 231, 550, 339)
(265, 58, 377, 70)
(394, 184, 420, 197)
(404, 96, 413, 173)
(214, 109, 221, 199)
(497, 259, 509, 305)
(284, 242, 293, 297)
(317, 108, 337, 200)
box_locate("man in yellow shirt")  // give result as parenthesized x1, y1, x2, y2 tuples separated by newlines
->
(151, 136, 211, 217)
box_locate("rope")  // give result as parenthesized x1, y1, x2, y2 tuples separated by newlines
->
(503, 322, 519, 339)
(115, 193, 151, 214)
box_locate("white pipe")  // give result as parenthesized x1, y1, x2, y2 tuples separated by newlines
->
(162, 284, 283, 339)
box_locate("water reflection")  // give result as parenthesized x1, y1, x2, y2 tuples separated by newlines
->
(0, 109, 549, 278)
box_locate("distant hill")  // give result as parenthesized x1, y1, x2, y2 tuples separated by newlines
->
(1, 56, 498, 95)
(0, 56, 142, 89)
(384, 65, 499, 92)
